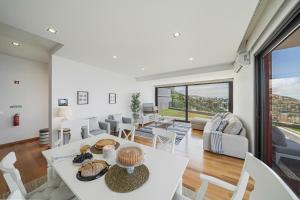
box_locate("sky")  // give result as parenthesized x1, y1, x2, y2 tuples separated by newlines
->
(174, 83, 229, 98)
(272, 45, 300, 100)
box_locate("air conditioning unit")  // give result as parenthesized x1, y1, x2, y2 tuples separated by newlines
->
(233, 51, 250, 73)
(233, 62, 243, 73)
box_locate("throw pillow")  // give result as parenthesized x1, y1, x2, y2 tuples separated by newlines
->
(217, 120, 228, 132)
(272, 126, 287, 146)
(89, 117, 99, 131)
(211, 113, 221, 121)
(211, 116, 222, 131)
(223, 121, 242, 135)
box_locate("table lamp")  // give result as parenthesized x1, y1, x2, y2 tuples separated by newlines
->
(57, 107, 72, 120)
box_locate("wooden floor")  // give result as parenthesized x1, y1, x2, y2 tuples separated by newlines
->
(0, 130, 252, 199)
(0, 140, 48, 195)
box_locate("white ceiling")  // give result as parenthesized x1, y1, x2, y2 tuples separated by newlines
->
(0, 22, 59, 63)
(0, 0, 259, 77)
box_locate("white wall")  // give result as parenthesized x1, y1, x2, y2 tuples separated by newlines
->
(0, 53, 49, 144)
(233, 64, 255, 152)
(51, 55, 152, 143)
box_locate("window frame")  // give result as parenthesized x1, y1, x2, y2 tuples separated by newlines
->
(155, 81, 233, 122)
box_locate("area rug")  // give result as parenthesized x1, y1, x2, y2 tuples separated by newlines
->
(0, 176, 47, 199)
(136, 122, 191, 145)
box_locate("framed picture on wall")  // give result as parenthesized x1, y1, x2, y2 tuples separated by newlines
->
(109, 93, 116, 104)
(77, 91, 89, 105)
(58, 98, 68, 106)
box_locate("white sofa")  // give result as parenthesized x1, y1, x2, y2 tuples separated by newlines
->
(203, 113, 248, 159)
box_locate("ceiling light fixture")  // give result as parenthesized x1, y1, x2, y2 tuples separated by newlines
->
(141, 67, 145, 71)
(173, 32, 181, 38)
(47, 27, 57, 34)
(11, 42, 20, 46)
(113, 55, 117, 59)
(189, 57, 194, 61)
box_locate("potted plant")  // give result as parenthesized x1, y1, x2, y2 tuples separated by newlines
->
(130, 92, 141, 123)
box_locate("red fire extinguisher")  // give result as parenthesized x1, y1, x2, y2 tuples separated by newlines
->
(13, 113, 20, 126)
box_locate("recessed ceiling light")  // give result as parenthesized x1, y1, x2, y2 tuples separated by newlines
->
(173, 32, 181, 38)
(113, 55, 118, 59)
(11, 42, 20, 46)
(141, 67, 145, 71)
(47, 27, 57, 34)
(189, 57, 194, 61)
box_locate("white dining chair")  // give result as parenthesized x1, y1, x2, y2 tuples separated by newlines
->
(152, 128, 176, 154)
(173, 152, 299, 200)
(118, 123, 136, 141)
(7, 189, 25, 200)
(0, 152, 75, 200)
(55, 119, 89, 147)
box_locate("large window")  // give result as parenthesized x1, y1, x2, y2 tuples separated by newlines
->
(188, 83, 231, 120)
(155, 81, 233, 121)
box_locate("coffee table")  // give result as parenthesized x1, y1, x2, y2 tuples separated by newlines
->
(154, 117, 175, 129)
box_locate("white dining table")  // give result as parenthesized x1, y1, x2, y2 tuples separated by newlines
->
(42, 134, 189, 200)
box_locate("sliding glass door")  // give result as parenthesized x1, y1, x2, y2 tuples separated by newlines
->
(156, 82, 232, 121)
(256, 9, 300, 196)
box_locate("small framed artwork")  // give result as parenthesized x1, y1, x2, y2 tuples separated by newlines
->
(109, 93, 116, 104)
(58, 98, 68, 106)
(77, 91, 89, 105)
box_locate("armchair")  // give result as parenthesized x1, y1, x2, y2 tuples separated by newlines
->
(142, 103, 157, 114)
(138, 103, 157, 126)
(138, 113, 156, 127)
(105, 114, 132, 135)
(81, 117, 110, 139)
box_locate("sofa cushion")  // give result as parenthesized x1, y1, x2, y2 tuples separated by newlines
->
(211, 113, 221, 121)
(223, 119, 242, 135)
(224, 112, 233, 120)
(89, 117, 99, 131)
(239, 128, 246, 136)
(210, 117, 222, 131)
(217, 120, 228, 132)
(272, 126, 287, 146)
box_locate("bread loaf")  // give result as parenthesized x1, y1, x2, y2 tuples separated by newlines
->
(79, 160, 108, 177)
